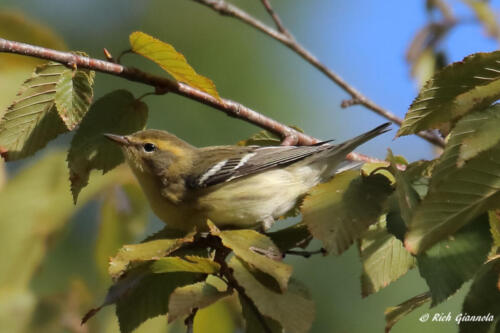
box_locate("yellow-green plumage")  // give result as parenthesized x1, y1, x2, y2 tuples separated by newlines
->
(105, 123, 390, 231)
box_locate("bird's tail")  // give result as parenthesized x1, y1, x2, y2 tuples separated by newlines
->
(335, 122, 391, 153)
(321, 122, 391, 179)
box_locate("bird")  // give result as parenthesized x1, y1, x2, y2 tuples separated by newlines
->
(104, 122, 390, 231)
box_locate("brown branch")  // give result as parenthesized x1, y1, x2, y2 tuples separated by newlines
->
(191, 0, 445, 148)
(0, 37, 384, 163)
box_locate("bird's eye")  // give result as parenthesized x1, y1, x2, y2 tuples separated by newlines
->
(143, 143, 156, 153)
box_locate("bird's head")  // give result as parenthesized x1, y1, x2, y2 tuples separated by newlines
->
(104, 129, 195, 177)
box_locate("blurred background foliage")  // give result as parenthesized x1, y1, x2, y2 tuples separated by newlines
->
(1, 0, 500, 332)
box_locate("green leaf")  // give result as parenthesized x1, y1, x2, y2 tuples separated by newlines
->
(239, 294, 282, 333)
(0, 11, 66, 70)
(0, 63, 69, 161)
(151, 256, 220, 274)
(301, 170, 393, 254)
(213, 228, 292, 291)
(266, 223, 312, 253)
(358, 219, 416, 297)
(406, 23, 450, 87)
(129, 31, 220, 100)
(0, 11, 66, 117)
(417, 215, 492, 306)
(384, 292, 431, 333)
(0, 151, 124, 290)
(230, 257, 315, 333)
(167, 281, 231, 323)
(397, 51, 500, 136)
(459, 257, 500, 333)
(386, 201, 407, 243)
(386, 158, 433, 241)
(388, 152, 422, 226)
(109, 232, 195, 280)
(405, 110, 500, 254)
(237, 126, 303, 147)
(83, 266, 203, 333)
(458, 104, 500, 164)
(54, 65, 95, 130)
(489, 210, 500, 250)
(95, 184, 148, 279)
(0, 289, 36, 333)
(116, 272, 203, 333)
(462, 0, 500, 39)
(67, 90, 148, 202)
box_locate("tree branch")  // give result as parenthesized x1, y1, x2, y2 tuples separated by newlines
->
(0, 37, 385, 163)
(191, 0, 445, 148)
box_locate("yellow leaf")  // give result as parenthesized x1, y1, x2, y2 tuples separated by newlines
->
(129, 31, 220, 100)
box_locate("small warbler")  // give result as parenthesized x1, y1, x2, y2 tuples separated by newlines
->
(105, 123, 390, 231)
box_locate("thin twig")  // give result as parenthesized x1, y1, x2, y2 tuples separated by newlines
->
(192, 0, 445, 148)
(0, 37, 384, 163)
(260, 0, 292, 38)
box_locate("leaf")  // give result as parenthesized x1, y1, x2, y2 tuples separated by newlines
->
(239, 294, 282, 333)
(0, 11, 66, 70)
(67, 90, 148, 202)
(83, 266, 204, 333)
(213, 228, 292, 291)
(463, 0, 500, 39)
(230, 257, 315, 333)
(129, 31, 220, 100)
(417, 215, 492, 306)
(167, 281, 231, 323)
(54, 65, 95, 130)
(237, 126, 304, 147)
(0, 289, 36, 333)
(358, 219, 416, 297)
(266, 223, 312, 253)
(151, 256, 220, 274)
(109, 232, 195, 280)
(406, 22, 450, 87)
(405, 110, 500, 254)
(301, 170, 393, 255)
(386, 158, 433, 242)
(0, 11, 66, 116)
(0, 63, 69, 161)
(459, 256, 500, 333)
(95, 184, 148, 279)
(388, 152, 422, 226)
(384, 292, 431, 333)
(397, 51, 500, 136)
(489, 210, 500, 250)
(458, 104, 500, 164)
(0, 151, 126, 290)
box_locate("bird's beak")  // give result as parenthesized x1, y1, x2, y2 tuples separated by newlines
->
(104, 133, 129, 145)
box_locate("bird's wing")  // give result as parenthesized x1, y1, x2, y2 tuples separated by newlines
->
(187, 143, 331, 188)
(187, 122, 391, 189)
